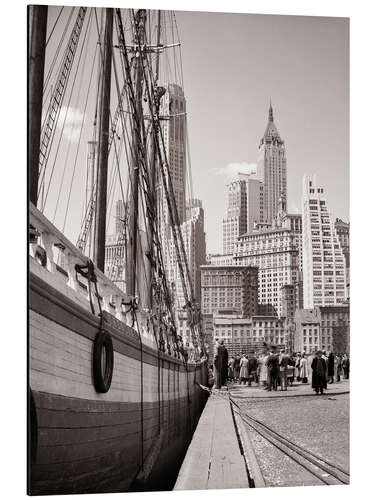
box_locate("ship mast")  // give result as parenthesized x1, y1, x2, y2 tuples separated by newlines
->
(93, 8, 113, 271)
(147, 10, 165, 309)
(126, 10, 147, 298)
(28, 6, 48, 206)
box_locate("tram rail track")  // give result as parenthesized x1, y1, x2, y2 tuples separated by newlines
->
(229, 392, 350, 487)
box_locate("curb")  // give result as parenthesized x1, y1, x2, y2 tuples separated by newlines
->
(232, 407, 266, 488)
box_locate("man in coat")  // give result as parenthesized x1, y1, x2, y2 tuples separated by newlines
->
(220, 340, 229, 386)
(248, 352, 258, 386)
(311, 350, 327, 394)
(213, 338, 223, 389)
(266, 346, 279, 391)
(327, 351, 335, 383)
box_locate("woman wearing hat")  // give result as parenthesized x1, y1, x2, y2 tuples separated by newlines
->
(311, 350, 327, 395)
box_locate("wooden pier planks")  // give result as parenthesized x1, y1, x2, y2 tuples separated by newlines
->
(174, 392, 249, 491)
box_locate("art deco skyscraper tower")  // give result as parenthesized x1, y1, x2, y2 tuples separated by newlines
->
(257, 103, 287, 223)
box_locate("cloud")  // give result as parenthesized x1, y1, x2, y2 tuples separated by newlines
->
(56, 105, 85, 143)
(210, 162, 258, 180)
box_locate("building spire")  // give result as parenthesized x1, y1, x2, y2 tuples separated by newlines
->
(269, 99, 273, 122)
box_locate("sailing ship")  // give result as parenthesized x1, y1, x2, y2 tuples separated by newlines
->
(28, 6, 208, 495)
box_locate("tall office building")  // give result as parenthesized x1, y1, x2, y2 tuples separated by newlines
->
(222, 174, 264, 254)
(158, 83, 187, 234)
(257, 103, 287, 223)
(172, 199, 206, 308)
(222, 175, 248, 254)
(302, 175, 347, 308)
(247, 178, 264, 233)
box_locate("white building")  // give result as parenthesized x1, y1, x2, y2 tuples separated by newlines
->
(233, 198, 302, 317)
(302, 175, 347, 308)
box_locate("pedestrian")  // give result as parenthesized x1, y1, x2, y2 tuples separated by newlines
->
(233, 354, 241, 382)
(311, 350, 327, 395)
(299, 353, 308, 383)
(213, 338, 224, 389)
(248, 351, 258, 386)
(278, 349, 289, 391)
(342, 354, 350, 379)
(228, 355, 235, 382)
(266, 347, 279, 391)
(336, 354, 342, 382)
(258, 352, 268, 388)
(239, 353, 249, 385)
(295, 352, 301, 381)
(220, 340, 229, 386)
(327, 351, 335, 384)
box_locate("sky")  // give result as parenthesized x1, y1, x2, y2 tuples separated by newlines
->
(41, 7, 349, 255)
(175, 10, 349, 253)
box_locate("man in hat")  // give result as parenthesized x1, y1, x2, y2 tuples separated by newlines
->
(311, 350, 327, 395)
(266, 346, 279, 391)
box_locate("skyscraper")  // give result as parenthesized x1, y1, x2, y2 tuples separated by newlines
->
(222, 175, 248, 254)
(302, 175, 347, 308)
(158, 83, 187, 233)
(257, 103, 287, 223)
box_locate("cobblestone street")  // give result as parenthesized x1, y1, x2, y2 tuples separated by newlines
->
(230, 380, 349, 488)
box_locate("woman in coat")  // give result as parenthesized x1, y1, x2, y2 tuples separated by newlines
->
(239, 354, 249, 385)
(299, 354, 308, 383)
(258, 353, 268, 387)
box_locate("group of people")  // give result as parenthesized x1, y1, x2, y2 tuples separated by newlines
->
(211, 338, 350, 395)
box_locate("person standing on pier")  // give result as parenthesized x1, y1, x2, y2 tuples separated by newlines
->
(266, 347, 279, 391)
(228, 355, 235, 382)
(311, 350, 327, 395)
(258, 352, 268, 388)
(248, 352, 258, 386)
(221, 340, 229, 386)
(278, 349, 289, 391)
(327, 351, 335, 384)
(233, 354, 241, 382)
(299, 353, 308, 383)
(213, 338, 224, 389)
(342, 354, 350, 379)
(239, 354, 249, 385)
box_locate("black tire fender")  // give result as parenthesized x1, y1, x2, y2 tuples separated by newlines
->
(93, 329, 114, 393)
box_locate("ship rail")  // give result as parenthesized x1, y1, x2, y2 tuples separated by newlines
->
(29, 202, 156, 347)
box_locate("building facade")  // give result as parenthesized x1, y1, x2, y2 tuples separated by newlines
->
(158, 83, 187, 229)
(257, 103, 287, 224)
(294, 305, 349, 354)
(200, 265, 258, 317)
(172, 199, 206, 309)
(334, 218, 350, 268)
(212, 313, 287, 356)
(302, 175, 347, 308)
(233, 212, 302, 317)
(222, 176, 248, 254)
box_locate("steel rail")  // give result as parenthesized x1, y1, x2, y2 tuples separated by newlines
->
(229, 393, 349, 486)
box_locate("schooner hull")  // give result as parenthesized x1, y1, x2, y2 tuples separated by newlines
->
(28, 272, 207, 495)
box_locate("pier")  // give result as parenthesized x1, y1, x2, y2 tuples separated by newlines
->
(174, 380, 349, 489)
